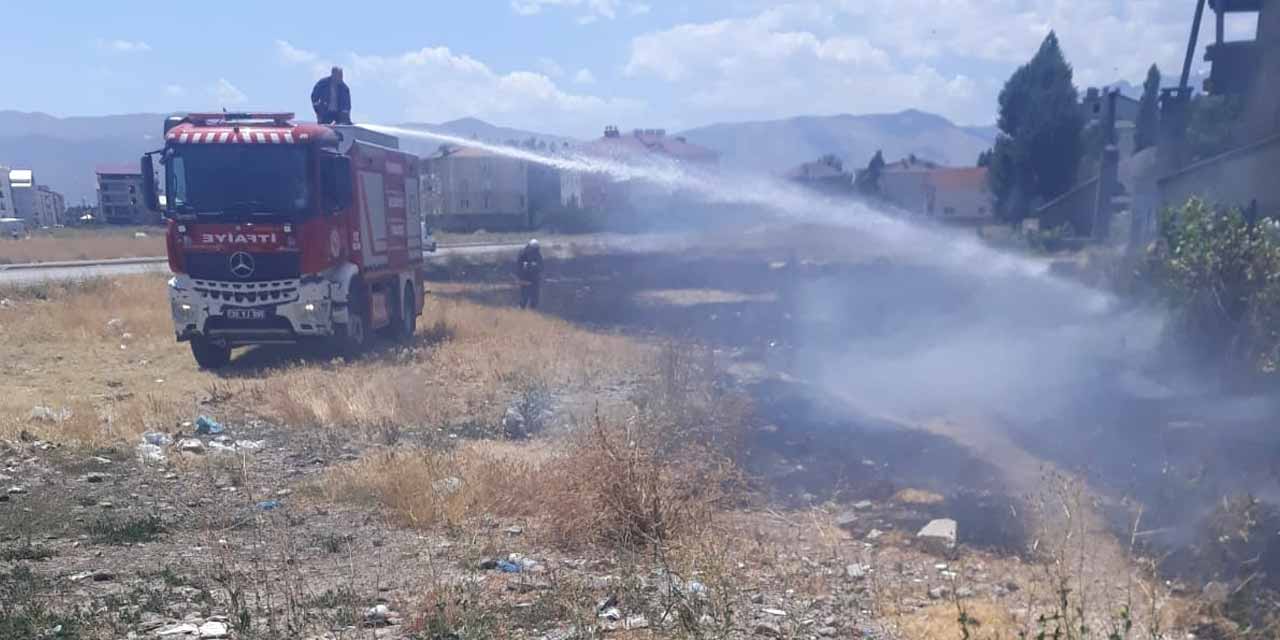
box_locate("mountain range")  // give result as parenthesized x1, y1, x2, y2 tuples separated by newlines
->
(0, 109, 997, 204)
(676, 109, 994, 175)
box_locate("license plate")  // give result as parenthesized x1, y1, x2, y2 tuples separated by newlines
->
(225, 308, 266, 321)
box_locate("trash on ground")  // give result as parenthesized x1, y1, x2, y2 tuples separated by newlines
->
(143, 432, 173, 446)
(195, 416, 224, 435)
(137, 443, 167, 463)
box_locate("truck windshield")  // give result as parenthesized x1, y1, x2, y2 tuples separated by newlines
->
(166, 144, 311, 218)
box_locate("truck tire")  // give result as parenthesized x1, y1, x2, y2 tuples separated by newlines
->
(393, 284, 417, 342)
(336, 280, 369, 357)
(190, 338, 231, 370)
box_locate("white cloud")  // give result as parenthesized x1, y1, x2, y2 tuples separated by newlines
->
(537, 57, 566, 78)
(511, 0, 650, 23)
(210, 78, 248, 106)
(97, 39, 151, 53)
(275, 39, 318, 65)
(164, 85, 186, 97)
(274, 40, 334, 78)
(623, 2, 1246, 125)
(343, 45, 641, 136)
(574, 68, 597, 84)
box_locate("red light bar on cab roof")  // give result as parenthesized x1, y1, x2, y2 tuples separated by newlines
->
(186, 112, 295, 125)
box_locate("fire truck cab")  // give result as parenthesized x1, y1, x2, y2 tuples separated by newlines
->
(141, 112, 428, 369)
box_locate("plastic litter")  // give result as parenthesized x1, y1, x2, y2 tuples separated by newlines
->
(209, 440, 237, 454)
(143, 432, 172, 447)
(195, 416, 224, 435)
(137, 443, 167, 463)
(257, 500, 282, 511)
(496, 560, 522, 573)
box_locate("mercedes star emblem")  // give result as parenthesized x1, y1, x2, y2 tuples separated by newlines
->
(229, 252, 256, 279)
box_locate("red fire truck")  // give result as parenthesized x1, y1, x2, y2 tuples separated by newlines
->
(141, 112, 430, 369)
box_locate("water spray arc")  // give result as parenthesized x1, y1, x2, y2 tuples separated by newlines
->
(366, 123, 1113, 316)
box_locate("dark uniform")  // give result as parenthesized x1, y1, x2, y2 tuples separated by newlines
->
(311, 71, 352, 125)
(516, 242, 544, 309)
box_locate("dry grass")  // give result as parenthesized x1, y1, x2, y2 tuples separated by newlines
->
(0, 273, 656, 451)
(261, 295, 654, 436)
(315, 345, 750, 550)
(0, 227, 165, 264)
(899, 600, 1018, 640)
(0, 276, 206, 446)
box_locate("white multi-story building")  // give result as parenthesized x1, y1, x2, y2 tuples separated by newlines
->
(8, 169, 65, 228)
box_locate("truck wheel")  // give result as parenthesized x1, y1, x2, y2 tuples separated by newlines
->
(190, 338, 231, 370)
(336, 282, 369, 357)
(393, 285, 417, 342)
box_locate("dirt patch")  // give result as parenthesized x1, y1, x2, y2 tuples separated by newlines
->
(0, 228, 1227, 639)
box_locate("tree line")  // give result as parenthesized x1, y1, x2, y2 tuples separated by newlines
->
(980, 32, 1241, 224)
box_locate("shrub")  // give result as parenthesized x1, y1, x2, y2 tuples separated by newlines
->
(317, 345, 749, 550)
(1146, 198, 1280, 375)
(87, 514, 166, 545)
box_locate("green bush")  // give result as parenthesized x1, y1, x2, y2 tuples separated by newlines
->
(1146, 198, 1280, 375)
(1025, 222, 1083, 253)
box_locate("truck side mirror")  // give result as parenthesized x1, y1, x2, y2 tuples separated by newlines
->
(140, 154, 161, 212)
(323, 155, 353, 212)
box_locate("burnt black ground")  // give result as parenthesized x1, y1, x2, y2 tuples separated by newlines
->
(433, 245, 1280, 588)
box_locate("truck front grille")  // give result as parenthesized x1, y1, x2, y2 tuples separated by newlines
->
(193, 279, 300, 306)
(185, 252, 300, 282)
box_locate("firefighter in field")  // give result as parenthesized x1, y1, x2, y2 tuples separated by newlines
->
(515, 239, 544, 309)
(311, 66, 352, 125)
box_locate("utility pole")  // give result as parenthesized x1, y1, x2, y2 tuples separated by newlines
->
(1092, 90, 1122, 243)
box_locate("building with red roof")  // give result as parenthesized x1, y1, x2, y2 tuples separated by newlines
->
(578, 127, 719, 213)
(878, 157, 993, 222)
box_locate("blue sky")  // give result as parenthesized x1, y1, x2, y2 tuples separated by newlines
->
(2, 1, 1254, 138)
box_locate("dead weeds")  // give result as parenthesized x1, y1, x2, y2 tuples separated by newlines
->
(0, 274, 654, 451)
(261, 295, 654, 438)
(315, 345, 751, 552)
(0, 227, 165, 264)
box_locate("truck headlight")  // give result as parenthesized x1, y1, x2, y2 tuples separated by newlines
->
(304, 303, 316, 312)
(180, 303, 192, 312)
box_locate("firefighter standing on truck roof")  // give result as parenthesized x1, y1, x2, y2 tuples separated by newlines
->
(311, 66, 352, 125)
(516, 239, 544, 310)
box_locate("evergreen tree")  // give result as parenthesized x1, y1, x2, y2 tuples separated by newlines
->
(856, 150, 886, 196)
(1135, 64, 1161, 153)
(988, 31, 1085, 222)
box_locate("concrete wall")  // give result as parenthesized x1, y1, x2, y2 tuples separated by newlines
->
(98, 174, 154, 225)
(12, 186, 37, 226)
(38, 188, 62, 227)
(881, 170, 993, 221)
(1240, 0, 1280, 142)
(0, 168, 11, 219)
(1083, 91, 1140, 124)
(933, 184, 993, 221)
(1159, 134, 1280, 215)
(880, 171, 931, 214)
(424, 153, 531, 230)
(559, 171, 583, 209)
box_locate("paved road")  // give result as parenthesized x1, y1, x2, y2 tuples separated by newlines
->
(0, 242, 528, 287)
